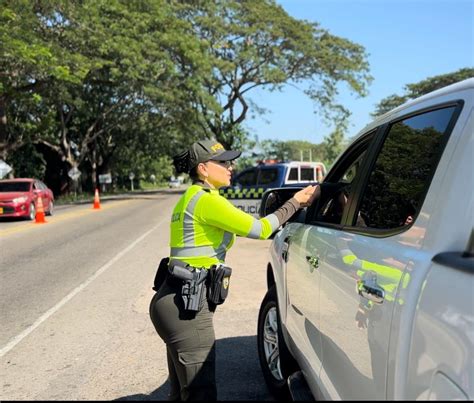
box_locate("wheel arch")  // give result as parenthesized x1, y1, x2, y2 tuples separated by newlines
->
(266, 262, 276, 291)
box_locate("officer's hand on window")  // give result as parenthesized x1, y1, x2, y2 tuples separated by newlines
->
(294, 185, 320, 207)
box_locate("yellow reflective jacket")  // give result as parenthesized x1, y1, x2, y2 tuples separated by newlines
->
(170, 184, 280, 268)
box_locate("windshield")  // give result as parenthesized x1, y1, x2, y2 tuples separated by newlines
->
(0, 182, 32, 192)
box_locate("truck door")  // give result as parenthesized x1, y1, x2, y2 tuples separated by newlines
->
(285, 134, 375, 394)
(285, 222, 323, 386)
(317, 105, 459, 400)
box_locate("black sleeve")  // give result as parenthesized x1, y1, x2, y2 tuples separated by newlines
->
(273, 197, 300, 225)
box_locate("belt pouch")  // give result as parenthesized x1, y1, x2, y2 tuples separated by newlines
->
(208, 265, 232, 305)
(152, 257, 170, 291)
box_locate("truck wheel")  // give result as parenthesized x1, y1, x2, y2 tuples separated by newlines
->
(257, 285, 299, 400)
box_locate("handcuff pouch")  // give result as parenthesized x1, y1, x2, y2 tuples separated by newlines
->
(207, 264, 232, 305)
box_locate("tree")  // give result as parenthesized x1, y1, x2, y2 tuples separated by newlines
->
(323, 122, 347, 168)
(0, 1, 101, 160)
(2, 0, 373, 194)
(258, 139, 325, 162)
(175, 0, 372, 148)
(8, 142, 46, 179)
(2, 0, 214, 192)
(372, 68, 474, 117)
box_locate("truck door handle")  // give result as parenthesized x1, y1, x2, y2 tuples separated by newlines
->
(306, 255, 319, 271)
(282, 237, 290, 262)
(357, 280, 385, 304)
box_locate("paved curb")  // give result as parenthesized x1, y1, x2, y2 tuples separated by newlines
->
(55, 187, 188, 209)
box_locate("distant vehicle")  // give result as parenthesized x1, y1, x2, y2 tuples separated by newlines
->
(0, 178, 54, 220)
(168, 178, 181, 188)
(220, 161, 326, 216)
(256, 78, 474, 400)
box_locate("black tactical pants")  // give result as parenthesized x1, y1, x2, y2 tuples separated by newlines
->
(149, 279, 216, 401)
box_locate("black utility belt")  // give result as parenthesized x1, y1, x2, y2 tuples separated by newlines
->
(153, 258, 232, 312)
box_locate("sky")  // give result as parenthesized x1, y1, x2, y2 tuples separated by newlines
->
(244, 0, 473, 145)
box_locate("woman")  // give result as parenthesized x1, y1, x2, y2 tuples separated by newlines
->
(149, 139, 319, 401)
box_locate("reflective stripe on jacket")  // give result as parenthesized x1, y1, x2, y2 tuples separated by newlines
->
(170, 184, 280, 268)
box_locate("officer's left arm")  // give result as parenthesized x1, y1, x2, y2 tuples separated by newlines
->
(198, 194, 280, 239)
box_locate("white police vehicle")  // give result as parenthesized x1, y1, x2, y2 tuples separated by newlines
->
(256, 78, 474, 401)
(219, 160, 326, 216)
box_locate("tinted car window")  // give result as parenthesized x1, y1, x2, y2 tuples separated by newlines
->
(315, 150, 368, 225)
(308, 133, 374, 225)
(355, 106, 456, 229)
(300, 167, 314, 181)
(258, 168, 279, 186)
(0, 182, 31, 192)
(288, 167, 298, 181)
(234, 168, 257, 186)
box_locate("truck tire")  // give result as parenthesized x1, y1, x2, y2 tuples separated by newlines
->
(257, 285, 299, 400)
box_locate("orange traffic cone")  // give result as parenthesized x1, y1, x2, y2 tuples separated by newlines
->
(35, 195, 46, 224)
(93, 188, 101, 209)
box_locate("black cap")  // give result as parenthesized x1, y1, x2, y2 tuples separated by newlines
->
(173, 139, 241, 174)
(188, 139, 241, 169)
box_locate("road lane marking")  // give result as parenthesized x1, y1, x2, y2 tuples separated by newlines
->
(0, 215, 168, 358)
(0, 200, 134, 237)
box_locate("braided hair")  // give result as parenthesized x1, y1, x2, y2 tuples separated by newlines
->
(172, 150, 191, 174)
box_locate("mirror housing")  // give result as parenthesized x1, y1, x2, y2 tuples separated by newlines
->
(259, 187, 306, 219)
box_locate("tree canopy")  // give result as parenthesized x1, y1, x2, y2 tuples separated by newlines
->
(372, 67, 473, 117)
(1, 0, 372, 194)
(175, 0, 372, 148)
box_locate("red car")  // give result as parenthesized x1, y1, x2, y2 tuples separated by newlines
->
(0, 178, 54, 220)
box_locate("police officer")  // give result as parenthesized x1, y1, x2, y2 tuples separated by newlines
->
(149, 139, 319, 401)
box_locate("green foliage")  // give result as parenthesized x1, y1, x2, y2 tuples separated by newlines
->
(174, 0, 372, 147)
(253, 118, 350, 170)
(257, 139, 326, 163)
(361, 122, 444, 228)
(149, 156, 174, 183)
(322, 119, 349, 168)
(1, 0, 371, 195)
(372, 68, 474, 117)
(8, 142, 46, 179)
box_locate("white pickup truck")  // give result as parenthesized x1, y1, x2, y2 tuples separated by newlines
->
(257, 79, 473, 400)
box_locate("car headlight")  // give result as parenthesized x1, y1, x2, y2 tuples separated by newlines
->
(13, 196, 28, 203)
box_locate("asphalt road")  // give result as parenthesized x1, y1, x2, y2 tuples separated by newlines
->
(0, 190, 274, 401)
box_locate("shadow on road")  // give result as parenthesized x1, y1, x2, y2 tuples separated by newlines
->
(115, 335, 274, 401)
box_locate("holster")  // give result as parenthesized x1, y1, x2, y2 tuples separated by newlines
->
(207, 264, 232, 305)
(168, 260, 208, 312)
(152, 257, 170, 291)
(180, 274, 207, 312)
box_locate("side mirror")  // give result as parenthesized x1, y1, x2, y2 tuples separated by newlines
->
(259, 187, 305, 218)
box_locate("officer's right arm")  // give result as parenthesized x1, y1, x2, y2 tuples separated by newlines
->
(197, 193, 281, 240)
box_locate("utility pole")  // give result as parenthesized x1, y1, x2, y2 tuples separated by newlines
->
(309, 148, 312, 162)
(300, 149, 303, 161)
